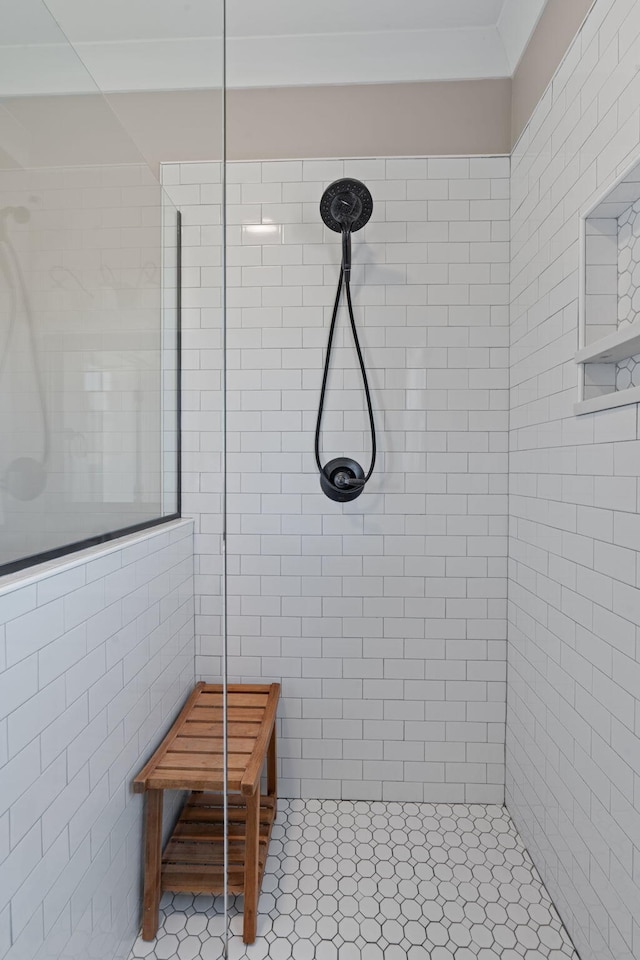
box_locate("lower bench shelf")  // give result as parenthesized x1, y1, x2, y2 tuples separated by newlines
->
(162, 792, 277, 895)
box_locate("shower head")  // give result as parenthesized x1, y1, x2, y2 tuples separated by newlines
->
(0, 206, 30, 224)
(320, 179, 373, 234)
(0, 207, 30, 241)
(3, 457, 47, 501)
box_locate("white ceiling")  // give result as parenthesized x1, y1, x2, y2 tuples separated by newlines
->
(0, 0, 66, 44)
(0, 0, 550, 95)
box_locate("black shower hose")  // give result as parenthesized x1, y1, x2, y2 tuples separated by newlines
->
(0, 237, 50, 465)
(314, 262, 376, 485)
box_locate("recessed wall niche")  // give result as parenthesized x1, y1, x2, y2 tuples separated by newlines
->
(577, 153, 640, 414)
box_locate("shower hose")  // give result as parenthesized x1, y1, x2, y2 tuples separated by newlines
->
(314, 245, 376, 486)
(0, 230, 50, 466)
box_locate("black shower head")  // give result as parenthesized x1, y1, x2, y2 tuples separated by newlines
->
(320, 178, 373, 234)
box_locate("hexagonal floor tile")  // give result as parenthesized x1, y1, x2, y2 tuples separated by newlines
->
(127, 800, 579, 960)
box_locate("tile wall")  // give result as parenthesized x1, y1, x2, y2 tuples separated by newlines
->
(165, 155, 510, 803)
(0, 520, 195, 960)
(507, 0, 640, 958)
(616, 199, 640, 389)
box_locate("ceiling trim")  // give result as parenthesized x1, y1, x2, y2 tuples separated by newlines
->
(1, 3, 559, 97)
(39, 0, 505, 43)
(226, 29, 510, 88)
(497, 0, 548, 73)
(0, 28, 511, 96)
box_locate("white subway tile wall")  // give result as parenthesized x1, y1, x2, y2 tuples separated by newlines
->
(616, 200, 640, 389)
(508, 2, 640, 960)
(165, 155, 510, 803)
(583, 217, 618, 400)
(0, 521, 195, 960)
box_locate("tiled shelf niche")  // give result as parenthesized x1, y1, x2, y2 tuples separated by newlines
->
(577, 153, 640, 414)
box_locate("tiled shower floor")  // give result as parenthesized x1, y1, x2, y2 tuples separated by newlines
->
(129, 799, 578, 960)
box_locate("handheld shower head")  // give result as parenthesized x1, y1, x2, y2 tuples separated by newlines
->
(320, 179, 373, 234)
(0, 206, 30, 224)
(320, 178, 373, 278)
(0, 206, 30, 242)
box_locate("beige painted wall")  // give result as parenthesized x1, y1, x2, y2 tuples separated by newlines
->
(0, 91, 223, 173)
(2, 82, 509, 171)
(226, 80, 511, 159)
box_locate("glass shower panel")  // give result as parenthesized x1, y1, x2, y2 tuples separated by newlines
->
(0, 2, 181, 573)
(0, 0, 226, 956)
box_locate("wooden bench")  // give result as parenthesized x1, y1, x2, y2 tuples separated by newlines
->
(133, 682, 280, 944)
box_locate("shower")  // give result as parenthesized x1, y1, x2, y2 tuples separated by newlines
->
(314, 178, 377, 502)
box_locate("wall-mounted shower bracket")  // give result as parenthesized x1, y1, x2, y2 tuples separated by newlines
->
(320, 457, 365, 502)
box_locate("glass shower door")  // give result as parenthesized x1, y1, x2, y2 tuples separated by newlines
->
(0, 0, 227, 957)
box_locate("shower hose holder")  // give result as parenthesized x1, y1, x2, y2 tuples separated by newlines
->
(319, 457, 366, 503)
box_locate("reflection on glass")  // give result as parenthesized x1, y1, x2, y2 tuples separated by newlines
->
(0, 167, 180, 570)
(0, 0, 181, 572)
(0, 0, 224, 954)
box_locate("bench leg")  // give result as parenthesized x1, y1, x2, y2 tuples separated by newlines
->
(142, 789, 163, 940)
(267, 724, 277, 808)
(243, 787, 260, 944)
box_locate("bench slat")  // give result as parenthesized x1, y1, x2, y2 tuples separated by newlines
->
(190, 706, 265, 721)
(172, 737, 256, 754)
(156, 755, 247, 772)
(199, 692, 269, 707)
(181, 721, 261, 738)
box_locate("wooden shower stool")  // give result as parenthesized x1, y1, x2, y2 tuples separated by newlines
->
(133, 682, 280, 944)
